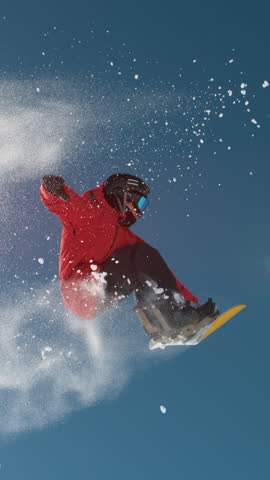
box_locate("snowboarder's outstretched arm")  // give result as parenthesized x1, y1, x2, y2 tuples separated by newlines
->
(40, 175, 82, 224)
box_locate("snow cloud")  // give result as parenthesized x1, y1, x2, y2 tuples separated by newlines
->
(0, 286, 151, 435)
(0, 80, 80, 182)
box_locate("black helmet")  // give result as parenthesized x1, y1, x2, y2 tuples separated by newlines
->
(103, 173, 150, 226)
(104, 173, 150, 198)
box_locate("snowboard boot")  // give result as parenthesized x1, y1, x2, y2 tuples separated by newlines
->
(179, 298, 219, 324)
(174, 298, 219, 338)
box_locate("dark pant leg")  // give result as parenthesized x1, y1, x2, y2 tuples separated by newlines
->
(102, 242, 182, 312)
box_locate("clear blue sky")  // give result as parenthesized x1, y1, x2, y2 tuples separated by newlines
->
(0, 1, 269, 479)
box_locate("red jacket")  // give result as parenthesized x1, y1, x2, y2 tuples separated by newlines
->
(40, 182, 198, 319)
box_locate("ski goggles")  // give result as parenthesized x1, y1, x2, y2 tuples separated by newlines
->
(127, 193, 149, 213)
(137, 195, 149, 213)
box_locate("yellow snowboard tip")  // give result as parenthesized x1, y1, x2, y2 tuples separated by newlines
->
(200, 304, 247, 342)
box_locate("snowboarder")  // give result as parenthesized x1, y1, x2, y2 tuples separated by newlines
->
(40, 173, 219, 342)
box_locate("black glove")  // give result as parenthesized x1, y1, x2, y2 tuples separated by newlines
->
(41, 175, 70, 201)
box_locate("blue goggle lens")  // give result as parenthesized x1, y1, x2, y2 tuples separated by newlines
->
(137, 196, 149, 213)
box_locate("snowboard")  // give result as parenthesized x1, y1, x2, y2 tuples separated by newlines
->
(148, 304, 247, 350)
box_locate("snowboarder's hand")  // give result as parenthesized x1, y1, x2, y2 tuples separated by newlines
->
(41, 175, 70, 201)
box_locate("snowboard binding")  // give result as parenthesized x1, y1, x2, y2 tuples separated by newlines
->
(134, 303, 218, 349)
(134, 304, 178, 340)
